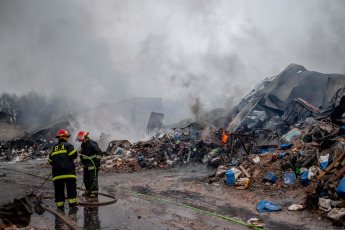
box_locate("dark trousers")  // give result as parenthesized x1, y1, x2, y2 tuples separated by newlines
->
(53, 178, 77, 207)
(83, 169, 99, 193)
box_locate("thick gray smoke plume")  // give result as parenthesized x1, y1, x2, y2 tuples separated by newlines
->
(190, 96, 202, 121)
(1, 0, 345, 119)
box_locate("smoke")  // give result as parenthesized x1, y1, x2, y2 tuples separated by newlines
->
(189, 96, 202, 121)
(1, 0, 345, 132)
(0, 0, 131, 107)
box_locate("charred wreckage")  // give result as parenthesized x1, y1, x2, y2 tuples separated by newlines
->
(2, 64, 345, 226)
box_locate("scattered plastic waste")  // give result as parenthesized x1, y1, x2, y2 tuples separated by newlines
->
(282, 129, 301, 142)
(305, 117, 315, 125)
(228, 158, 239, 166)
(320, 154, 329, 169)
(328, 208, 345, 221)
(225, 168, 241, 185)
(319, 198, 332, 212)
(307, 166, 320, 180)
(235, 178, 250, 189)
(253, 148, 275, 155)
(247, 218, 265, 227)
(282, 173, 296, 184)
(278, 153, 287, 158)
(264, 172, 277, 183)
(301, 171, 311, 186)
(288, 204, 304, 211)
(173, 134, 179, 140)
(336, 177, 345, 197)
(257, 200, 282, 212)
(252, 155, 260, 164)
(280, 143, 293, 150)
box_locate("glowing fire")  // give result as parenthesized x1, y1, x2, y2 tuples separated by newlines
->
(221, 118, 233, 144)
(228, 118, 234, 127)
(222, 132, 228, 144)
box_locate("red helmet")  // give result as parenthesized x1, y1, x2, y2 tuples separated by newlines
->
(76, 131, 89, 142)
(56, 129, 70, 138)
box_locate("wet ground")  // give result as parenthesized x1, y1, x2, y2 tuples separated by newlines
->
(0, 161, 344, 230)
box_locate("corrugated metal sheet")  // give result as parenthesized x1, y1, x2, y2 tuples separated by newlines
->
(263, 97, 279, 109)
(323, 77, 345, 109)
(227, 96, 262, 132)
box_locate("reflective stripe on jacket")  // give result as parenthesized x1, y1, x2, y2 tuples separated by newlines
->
(80, 139, 103, 168)
(49, 140, 77, 180)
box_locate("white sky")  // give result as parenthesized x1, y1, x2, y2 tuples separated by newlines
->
(0, 0, 344, 111)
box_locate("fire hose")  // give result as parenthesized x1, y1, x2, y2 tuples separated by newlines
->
(0, 167, 117, 230)
(40, 204, 78, 230)
(1, 167, 263, 230)
(2, 168, 117, 206)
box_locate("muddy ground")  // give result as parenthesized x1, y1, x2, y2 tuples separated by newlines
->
(0, 161, 343, 230)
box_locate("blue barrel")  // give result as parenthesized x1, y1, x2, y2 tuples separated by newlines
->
(226, 170, 235, 185)
(336, 177, 345, 197)
(264, 172, 277, 183)
(282, 173, 296, 184)
(300, 171, 311, 186)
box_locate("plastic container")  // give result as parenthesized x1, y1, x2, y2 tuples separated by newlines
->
(235, 178, 250, 189)
(226, 170, 236, 185)
(320, 154, 329, 169)
(336, 176, 345, 197)
(295, 167, 301, 175)
(300, 171, 311, 186)
(282, 173, 296, 184)
(226, 168, 241, 185)
(280, 143, 293, 150)
(264, 172, 277, 183)
(278, 153, 287, 158)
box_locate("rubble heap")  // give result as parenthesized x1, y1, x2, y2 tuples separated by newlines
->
(4, 64, 345, 226)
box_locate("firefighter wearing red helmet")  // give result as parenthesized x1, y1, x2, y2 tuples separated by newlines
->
(77, 131, 103, 197)
(48, 129, 78, 209)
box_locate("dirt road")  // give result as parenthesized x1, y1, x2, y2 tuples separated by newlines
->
(0, 161, 340, 230)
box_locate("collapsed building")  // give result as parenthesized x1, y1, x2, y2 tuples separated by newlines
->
(226, 63, 345, 134)
(3, 64, 345, 226)
(2, 64, 345, 163)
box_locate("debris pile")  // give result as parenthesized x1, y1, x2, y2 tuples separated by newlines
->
(0, 194, 44, 228)
(0, 116, 77, 162)
(3, 64, 345, 226)
(0, 134, 54, 162)
(87, 131, 227, 173)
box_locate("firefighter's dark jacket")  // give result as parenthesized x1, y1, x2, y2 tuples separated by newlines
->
(80, 139, 103, 170)
(48, 140, 77, 181)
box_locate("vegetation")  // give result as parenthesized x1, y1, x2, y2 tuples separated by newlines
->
(0, 92, 75, 127)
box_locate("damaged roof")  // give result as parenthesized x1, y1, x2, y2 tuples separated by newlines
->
(227, 64, 345, 132)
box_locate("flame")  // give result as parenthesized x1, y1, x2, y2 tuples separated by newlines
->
(228, 118, 234, 127)
(222, 133, 228, 144)
(221, 129, 228, 144)
(220, 118, 234, 144)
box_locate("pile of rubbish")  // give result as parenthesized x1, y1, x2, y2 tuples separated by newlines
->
(76, 131, 226, 173)
(0, 137, 53, 162)
(4, 63, 345, 226)
(0, 116, 77, 162)
(0, 194, 44, 228)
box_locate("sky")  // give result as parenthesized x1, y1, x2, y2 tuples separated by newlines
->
(0, 0, 344, 113)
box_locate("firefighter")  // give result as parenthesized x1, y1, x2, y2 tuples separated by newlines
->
(48, 129, 78, 209)
(76, 131, 103, 197)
